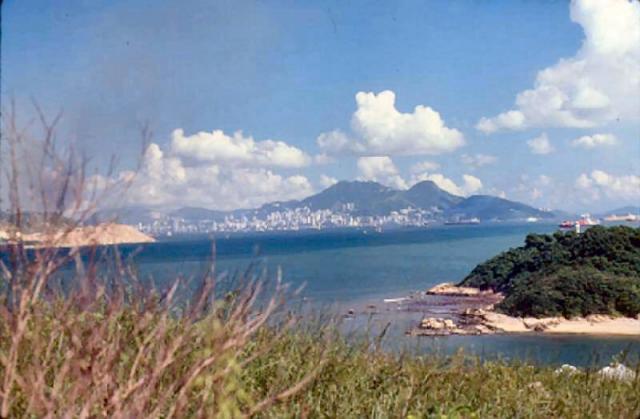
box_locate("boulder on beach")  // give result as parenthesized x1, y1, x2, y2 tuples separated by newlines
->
(598, 364, 636, 381)
(554, 364, 580, 376)
(427, 283, 484, 296)
(420, 317, 456, 330)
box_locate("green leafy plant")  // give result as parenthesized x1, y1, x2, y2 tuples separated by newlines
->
(460, 226, 640, 317)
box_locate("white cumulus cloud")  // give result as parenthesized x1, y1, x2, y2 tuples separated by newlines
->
(461, 153, 497, 169)
(410, 172, 483, 197)
(571, 133, 617, 148)
(357, 156, 408, 189)
(170, 128, 310, 168)
(318, 90, 464, 156)
(316, 130, 353, 154)
(105, 130, 315, 210)
(410, 160, 440, 173)
(508, 174, 561, 206)
(319, 174, 338, 189)
(575, 170, 640, 201)
(527, 133, 555, 155)
(477, 0, 640, 133)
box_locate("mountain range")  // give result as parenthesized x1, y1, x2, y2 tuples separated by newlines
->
(96, 180, 562, 224)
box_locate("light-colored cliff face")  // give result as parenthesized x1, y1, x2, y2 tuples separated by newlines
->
(1, 223, 155, 247)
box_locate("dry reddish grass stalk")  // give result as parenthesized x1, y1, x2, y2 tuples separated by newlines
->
(0, 107, 324, 417)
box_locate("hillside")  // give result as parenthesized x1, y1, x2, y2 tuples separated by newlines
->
(299, 181, 409, 214)
(255, 181, 411, 216)
(298, 181, 550, 220)
(108, 180, 557, 224)
(447, 195, 555, 220)
(169, 207, 229, 222)
(459, 226, 640, 318)
(404, 180, 464, 210)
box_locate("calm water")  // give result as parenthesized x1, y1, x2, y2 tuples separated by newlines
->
(126, 223, 556, 301)
(107, 223, 640, 366)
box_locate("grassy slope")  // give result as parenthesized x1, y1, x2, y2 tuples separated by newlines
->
(245, 332, 640, 418)
(1, 301, 638, 418)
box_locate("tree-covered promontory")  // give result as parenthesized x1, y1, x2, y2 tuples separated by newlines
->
(459, 226, 640, 318)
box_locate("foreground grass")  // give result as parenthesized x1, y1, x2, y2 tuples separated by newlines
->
(3, 298, 638, 418)
(245, 331, 640, 418)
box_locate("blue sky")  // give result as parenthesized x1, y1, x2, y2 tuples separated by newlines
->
(3, 0, 639, 211)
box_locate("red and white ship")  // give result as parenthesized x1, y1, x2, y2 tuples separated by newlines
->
(559, 215, 599, 229)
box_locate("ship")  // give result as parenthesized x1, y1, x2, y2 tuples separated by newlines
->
(603, 213, 638, 222)
(444, 217, 480, 225)
(559, 214, 600, 229)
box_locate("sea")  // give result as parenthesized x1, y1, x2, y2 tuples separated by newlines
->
(97, 223, 640, 367)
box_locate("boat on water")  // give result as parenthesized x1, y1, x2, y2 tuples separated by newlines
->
(604, 213, 638, 222)
(383, 297, 408, 303)
(444, 217, 480, 225)
(559, 214, 600, 229)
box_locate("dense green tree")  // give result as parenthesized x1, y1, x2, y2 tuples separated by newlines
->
(459, 226, 640, 317)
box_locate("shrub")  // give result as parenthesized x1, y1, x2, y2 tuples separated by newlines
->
(460, 226, 640, 317)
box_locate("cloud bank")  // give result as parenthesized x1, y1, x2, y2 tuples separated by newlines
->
(171, 128, 310, 168)
(477, 0, 640, 133)
(461, 154, 497, 169)
(571, 133, 617, 149)
(527, 133, 555, 155)
(357, 156, 408, 190)
(410, 172, 483, 197)
(318, 90, 464, 156)
(111, 129, 314, 210)
(576, 170, 640, 201)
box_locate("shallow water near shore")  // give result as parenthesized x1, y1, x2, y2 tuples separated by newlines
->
(110, 223, 640, 366)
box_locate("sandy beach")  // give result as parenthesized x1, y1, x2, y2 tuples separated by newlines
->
(412, 283, 640, 337)
(1, 223, 155, 248)
(477, 311, 640, 336)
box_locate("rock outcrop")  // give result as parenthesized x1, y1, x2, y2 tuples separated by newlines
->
(427, 283, 488, 296)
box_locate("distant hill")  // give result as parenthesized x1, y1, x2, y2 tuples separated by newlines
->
(252, 180, 488, 217)
(100, 180, 560, 224)
(91, 206, 167, 225)
(253, 181, 412, 216)
(404, 181, 464, 210)
(169, 207, 229, 222)
(255, 180, 551, 220)
(446, 195, 555, 220)
(298, 181, 418, 216)
(297, 181, 554, 220)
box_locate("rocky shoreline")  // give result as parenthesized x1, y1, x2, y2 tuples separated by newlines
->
(407, 283, 640, 337)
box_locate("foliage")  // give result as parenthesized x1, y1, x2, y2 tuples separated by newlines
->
(1, 300, 639, 418)
(0, 106, 323, 418)
(459, 226, 640, 317)
(243, 332, 640, 418)
(499, 267, 640, 318)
